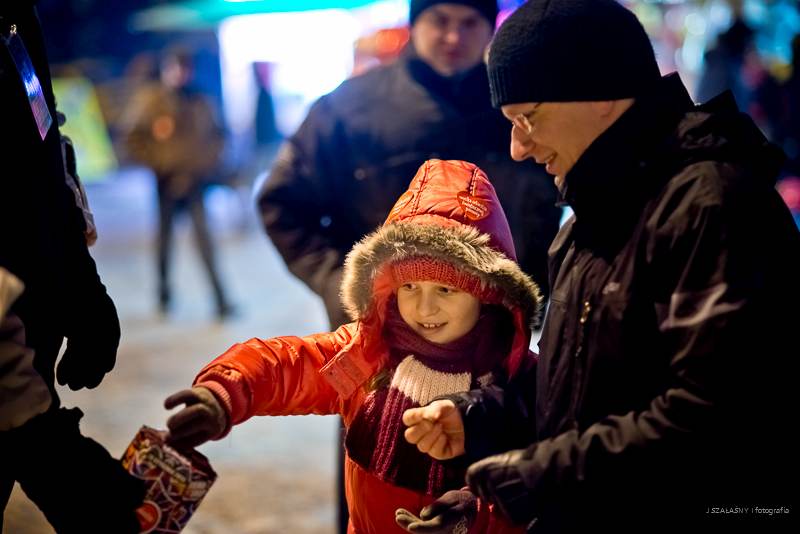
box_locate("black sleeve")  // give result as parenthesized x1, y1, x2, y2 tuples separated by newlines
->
(256, 96, 349, 324)
(0, 6, 111, 314)
(446, 353, 538, 463)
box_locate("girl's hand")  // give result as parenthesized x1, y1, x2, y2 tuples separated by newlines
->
(164, 386, 227, 450)
(402, 400, 465, 460)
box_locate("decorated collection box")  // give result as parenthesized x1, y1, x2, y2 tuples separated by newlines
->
(122, 426, 217, 533)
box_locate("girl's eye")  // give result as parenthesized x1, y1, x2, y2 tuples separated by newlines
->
(438, 286, 456, 294)
(401, 283, 416, 291)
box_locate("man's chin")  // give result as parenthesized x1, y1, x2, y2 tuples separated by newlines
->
(432, 59, 476, 78)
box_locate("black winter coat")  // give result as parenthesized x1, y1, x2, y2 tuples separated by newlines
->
(456, 74, 799, 532)
(258, 50, 561, 327)
(0, 3, 119, 399)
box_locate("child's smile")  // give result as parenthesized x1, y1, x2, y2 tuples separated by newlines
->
(397, 281, 481, 344)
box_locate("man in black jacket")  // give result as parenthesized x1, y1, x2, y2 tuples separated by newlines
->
(258, 0, 561, 330)
(403, 1, 799, 532)
(1, 2, 143, 531)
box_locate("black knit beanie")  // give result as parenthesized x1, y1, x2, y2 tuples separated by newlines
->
(487, 0, 661, 107)
(410, 0, 499, 26)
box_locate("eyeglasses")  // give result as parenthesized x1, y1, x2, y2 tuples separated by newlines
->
(511, 114, 532, 135)
(511, 104, 541, 136)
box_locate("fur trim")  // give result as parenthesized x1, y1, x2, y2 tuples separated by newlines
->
(341, 221, 543, 329)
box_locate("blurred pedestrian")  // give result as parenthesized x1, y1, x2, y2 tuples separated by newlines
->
(770, 34, 800, 228)
(164, 159, 543, 534)
(695, 14, 756, 106)
(105, 51, 160, 159)
(403, 1, 799, 532)
(1, 2, 143, 531)
(773, 34, 800, 177)
(122, 46, 233, 320)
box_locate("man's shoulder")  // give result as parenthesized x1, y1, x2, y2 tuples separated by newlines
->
(662, 157, 769, 211)
(325, 62, 406, 108)
(644, 158, 774, 244)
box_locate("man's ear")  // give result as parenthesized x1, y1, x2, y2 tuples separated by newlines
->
(591, 100, 615, 117)
(592, 98, 635, 120)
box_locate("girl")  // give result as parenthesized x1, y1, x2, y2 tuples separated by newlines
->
(163, 159, 542, 533)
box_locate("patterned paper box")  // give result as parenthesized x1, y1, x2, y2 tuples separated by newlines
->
(122, 426, 217, 533)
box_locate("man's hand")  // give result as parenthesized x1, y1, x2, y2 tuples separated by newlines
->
(395, 490, 477, 533)
(57, 292, 120, 390)
(466, 449, 535, 526)
(402, 399, 465, 460)
(164, 387, 227, 450)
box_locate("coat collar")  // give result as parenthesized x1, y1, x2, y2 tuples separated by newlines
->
(402, 46, 493, 113)
(560, 74, 694, 241)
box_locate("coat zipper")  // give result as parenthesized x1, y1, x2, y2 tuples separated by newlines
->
(568, 298, 592, 427)
(575, 299, 592, 358)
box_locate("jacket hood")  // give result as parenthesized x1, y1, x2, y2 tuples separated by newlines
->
(562, 73, 785, 229)
(670, 89, 785, 184)
(341, 159, 543, 331)
(404, 48, 493, 113)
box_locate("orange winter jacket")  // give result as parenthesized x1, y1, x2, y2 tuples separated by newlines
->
(194, 160, 542, 533)
(194, 321, 521, 534)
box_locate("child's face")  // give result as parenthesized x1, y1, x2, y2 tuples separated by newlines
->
(396, 281, 481, 344)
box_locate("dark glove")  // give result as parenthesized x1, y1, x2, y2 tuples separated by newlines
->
(164, 387, 228, 450)
(12, 408, 146, 534)
(396, 490, 477, 533)
(466, 449, 536, 526)
(56, 291, 120, 390)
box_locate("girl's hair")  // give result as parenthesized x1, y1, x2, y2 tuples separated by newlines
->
(364, 368, 392, 393)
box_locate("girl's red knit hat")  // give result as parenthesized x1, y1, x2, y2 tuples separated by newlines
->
(390, 256, 503, 304)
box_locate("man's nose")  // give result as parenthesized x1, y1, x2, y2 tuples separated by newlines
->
(510, 126, 534, 161)
(443, 26, 461, 45)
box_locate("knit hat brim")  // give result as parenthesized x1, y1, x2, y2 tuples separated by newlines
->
(410, 0, 499, 26)
(391, 257, 504, 304)
(341, 221, 543, 330)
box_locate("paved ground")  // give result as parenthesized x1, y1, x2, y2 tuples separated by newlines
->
(4, 169, 338, 533)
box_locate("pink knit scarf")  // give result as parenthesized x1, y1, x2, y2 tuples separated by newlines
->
(345, 300, 512, 495)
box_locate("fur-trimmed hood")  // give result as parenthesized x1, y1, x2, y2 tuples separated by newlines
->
(341, 159, 543, 331)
